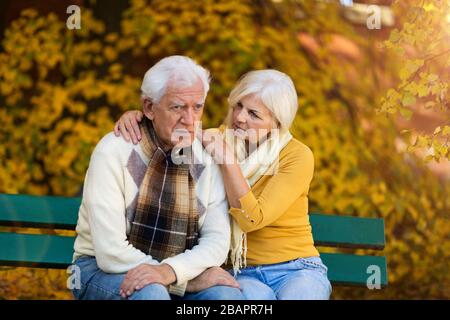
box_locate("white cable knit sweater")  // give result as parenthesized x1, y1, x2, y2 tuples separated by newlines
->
(72, 132, 230, 296)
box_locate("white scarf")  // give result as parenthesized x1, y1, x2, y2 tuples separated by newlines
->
(222, 127, 293, 275)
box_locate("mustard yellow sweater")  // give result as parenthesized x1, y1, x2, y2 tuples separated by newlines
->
(229, 138, 319, 266)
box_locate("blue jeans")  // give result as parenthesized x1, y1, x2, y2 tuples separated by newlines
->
(232, 256, 332, 300)
(71, 255, 244, 300)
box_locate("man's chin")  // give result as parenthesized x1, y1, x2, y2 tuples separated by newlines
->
(171, 129, 195, 148)
(171, 138, 194, 149)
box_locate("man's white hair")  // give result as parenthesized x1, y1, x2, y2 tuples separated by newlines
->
(226, 69, 298, 132)
(141, 55, 211, 103)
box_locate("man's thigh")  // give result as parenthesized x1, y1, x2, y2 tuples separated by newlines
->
(129, 283, 171, 300)
(73, 256, 172, 300)
(72, 256, 125, 300)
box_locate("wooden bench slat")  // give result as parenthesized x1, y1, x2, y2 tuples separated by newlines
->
(1, 194, 385, 250)
(0, 194, 79, 230)
(310, 213, 385, 250)
(0, 233, 74, 269)
(321, 252, 387, 287)
(0, 233, 387, 287)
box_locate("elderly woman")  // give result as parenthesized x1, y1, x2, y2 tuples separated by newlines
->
(115, 69, 332, 300)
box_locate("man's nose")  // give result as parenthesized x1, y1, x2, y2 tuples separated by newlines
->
(181, 107, 195, 126)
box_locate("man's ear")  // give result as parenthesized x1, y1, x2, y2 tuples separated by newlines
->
(142, 97, 154, 120)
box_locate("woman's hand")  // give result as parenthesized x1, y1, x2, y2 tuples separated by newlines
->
(186, 266, 240, 293)
(114, 110, 144, 144)
(200, 129, 235, 165)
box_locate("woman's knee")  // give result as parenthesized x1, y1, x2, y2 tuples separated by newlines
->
(237, 277, 276, 300)
(129, 283, 171, 300)
(202, 285, 245, 300)
(276, 272, 332, 300)
(184, 285, 245, 300)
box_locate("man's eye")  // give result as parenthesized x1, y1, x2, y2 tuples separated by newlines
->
(173, 105, 183, 110)
(195, 104, 204, 110)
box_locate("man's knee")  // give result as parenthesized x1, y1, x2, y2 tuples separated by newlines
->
(129, 283, 171, 300)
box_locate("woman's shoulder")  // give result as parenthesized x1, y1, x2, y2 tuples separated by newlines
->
(281, 138, 313, 158)
(278, 138, 314, 171)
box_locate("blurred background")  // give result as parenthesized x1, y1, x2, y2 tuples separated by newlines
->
(0, 0, 448, 299)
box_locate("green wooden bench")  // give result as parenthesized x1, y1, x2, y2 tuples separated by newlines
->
(0, 193, 388, 289)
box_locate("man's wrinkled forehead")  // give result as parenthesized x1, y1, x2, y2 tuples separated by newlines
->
(164, 81, 206, 104)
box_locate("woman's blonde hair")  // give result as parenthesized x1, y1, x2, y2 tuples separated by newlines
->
(225, 69, 298, 133)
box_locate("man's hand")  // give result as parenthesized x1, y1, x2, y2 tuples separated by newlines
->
(120, 263, 176, 298)
(186, 267, 240, 293)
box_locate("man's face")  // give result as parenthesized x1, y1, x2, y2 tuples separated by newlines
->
(143, 79, 205, 150)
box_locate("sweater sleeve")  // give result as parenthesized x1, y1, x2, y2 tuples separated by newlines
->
(161, 164, 231, 293)
(83, 142, 159, 273)
(229, 144, 314, 233)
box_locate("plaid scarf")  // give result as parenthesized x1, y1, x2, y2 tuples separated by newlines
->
(128, 118, 199, 262)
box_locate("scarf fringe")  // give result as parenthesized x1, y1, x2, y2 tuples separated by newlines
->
(225, 128, 293, 275)
(230, 220, 247, 276)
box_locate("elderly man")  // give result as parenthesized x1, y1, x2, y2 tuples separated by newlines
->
(71, 56, 243, 300)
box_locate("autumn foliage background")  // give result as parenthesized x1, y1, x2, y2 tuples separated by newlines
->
(0, 0, 449, 299)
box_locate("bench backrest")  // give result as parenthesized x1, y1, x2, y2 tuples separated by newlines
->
(0, 193, 388, 287)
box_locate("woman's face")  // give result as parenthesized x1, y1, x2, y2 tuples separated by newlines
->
(231, 94, 278, 144)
